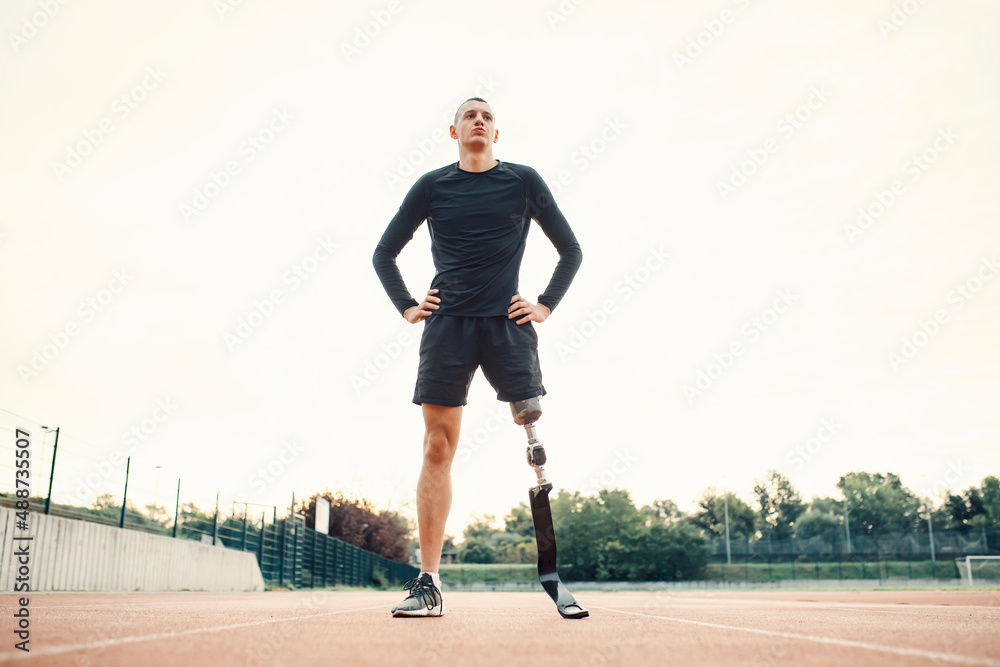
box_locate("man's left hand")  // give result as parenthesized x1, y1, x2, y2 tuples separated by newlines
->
(508, 294, 550, 325)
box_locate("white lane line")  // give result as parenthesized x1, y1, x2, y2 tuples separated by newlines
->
(592, 606, 1000, 667)
(805, 605, 998, 617)
(0, 604, 386, 661)
(591, 593, 1000, 611)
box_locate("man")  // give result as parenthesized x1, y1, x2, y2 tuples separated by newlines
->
(373, 97, 582, 617)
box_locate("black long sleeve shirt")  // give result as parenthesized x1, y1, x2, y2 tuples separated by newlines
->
(373, 160, 583, 317)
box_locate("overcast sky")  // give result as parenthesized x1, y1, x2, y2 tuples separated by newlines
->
(1, 0, 998, 541)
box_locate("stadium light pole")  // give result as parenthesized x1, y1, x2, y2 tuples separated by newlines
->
(921, 474, 936, 562)
(926, 497, 936, 562)
(173, 478, 181, 538)
(40, 426, 60, 515)
(723, 492, 732, 566)
(213, 491, 220, 546)
(843, 502, 852, 554)
(119, 457, 131, 528)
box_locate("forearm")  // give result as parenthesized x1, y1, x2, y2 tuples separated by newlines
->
(536, 240, 583, 312)
(373, 244, 420, 316)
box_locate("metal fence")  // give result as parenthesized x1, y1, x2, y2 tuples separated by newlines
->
(1, 495, 418, 589)
(700, 527, 999, 583)
(251, 513, 417, 588)
(0, 409, 418, 589)
(706, 527, 999, 563)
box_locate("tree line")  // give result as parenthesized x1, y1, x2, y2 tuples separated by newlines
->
(51, 470, 997, 570)
(452, 471, 1000, 579)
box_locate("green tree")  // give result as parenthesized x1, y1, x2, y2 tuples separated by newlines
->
(178, 500, 215, 538)
(90, 493, 120, 519)
(636, 521, 709, 581)
(459, 537, 497, 564)
(837, 471, 920, 535)
(493, 532, 536, 564)
(641, 499, 685, 525)
(458, 514, 502, 564)
(552, 488, 646, 580)
(142, 503, 171, 530)
(945, 492, 972, 532)
(794, 509, 841, 540)
(809, 496, 842, 515)
(967, 487, 986, 517)
(463, 514, 501, 541)
(794, 496, 843, 540)
(753, 470, 805, 541)
(504, 502, 535, 538)
(549, 489, 707, 581)
(82, 494, 167, 532)
(457, 512, 538, 564)
(981, 476, 1000, 527)
(690, 488, 755, 540)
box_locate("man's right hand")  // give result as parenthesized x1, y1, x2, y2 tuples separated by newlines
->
(403, 289, 441, 323)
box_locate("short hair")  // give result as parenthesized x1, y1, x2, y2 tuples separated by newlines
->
(454, 97, 491, 124)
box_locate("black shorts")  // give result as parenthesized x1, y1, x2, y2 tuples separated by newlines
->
(413, 315, 546, 407)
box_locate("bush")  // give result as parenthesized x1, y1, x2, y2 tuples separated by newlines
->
(459, 537, 497, 564)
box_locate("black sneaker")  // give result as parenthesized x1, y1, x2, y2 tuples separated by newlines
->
(391, 573, 445, 617)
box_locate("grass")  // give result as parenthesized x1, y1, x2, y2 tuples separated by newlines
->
(440, 563, 537, 584)
(439, 560, 971, 584)
(696, 559, 962, 583)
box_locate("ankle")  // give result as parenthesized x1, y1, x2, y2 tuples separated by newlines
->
(420, 571, 441, 589)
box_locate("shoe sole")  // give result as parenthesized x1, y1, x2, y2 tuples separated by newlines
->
(391, 604, 445, 618)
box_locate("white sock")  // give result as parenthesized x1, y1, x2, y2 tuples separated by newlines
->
(421, 571, 441, 589)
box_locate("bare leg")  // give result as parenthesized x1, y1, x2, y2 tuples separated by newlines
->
(416, 404, 462, 573)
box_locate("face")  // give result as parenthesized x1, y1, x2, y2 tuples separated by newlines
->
(450, 100, 497, 148)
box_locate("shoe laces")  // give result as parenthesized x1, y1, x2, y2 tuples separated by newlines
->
(401, 575, 441, 610)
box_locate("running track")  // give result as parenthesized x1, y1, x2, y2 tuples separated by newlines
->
(1, 590, 997, 666)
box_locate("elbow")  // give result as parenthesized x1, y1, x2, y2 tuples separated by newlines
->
(565, 241, 582, 266)
(373, 244, 389, 268)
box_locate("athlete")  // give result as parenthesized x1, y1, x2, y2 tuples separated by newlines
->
(373, 97, 582, 617)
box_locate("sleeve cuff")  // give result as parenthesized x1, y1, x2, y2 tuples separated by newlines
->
(399, 299, 420, 317)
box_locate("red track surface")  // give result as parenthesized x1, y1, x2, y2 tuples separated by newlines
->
(1, 589, 998, 666)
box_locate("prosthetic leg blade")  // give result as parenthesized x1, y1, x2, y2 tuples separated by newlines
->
(529, 485, 589, 619)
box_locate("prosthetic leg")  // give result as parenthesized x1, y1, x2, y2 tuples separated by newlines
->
(510, 397, 589, 619)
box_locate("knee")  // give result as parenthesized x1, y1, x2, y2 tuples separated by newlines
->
(423, 428, 457, 466)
